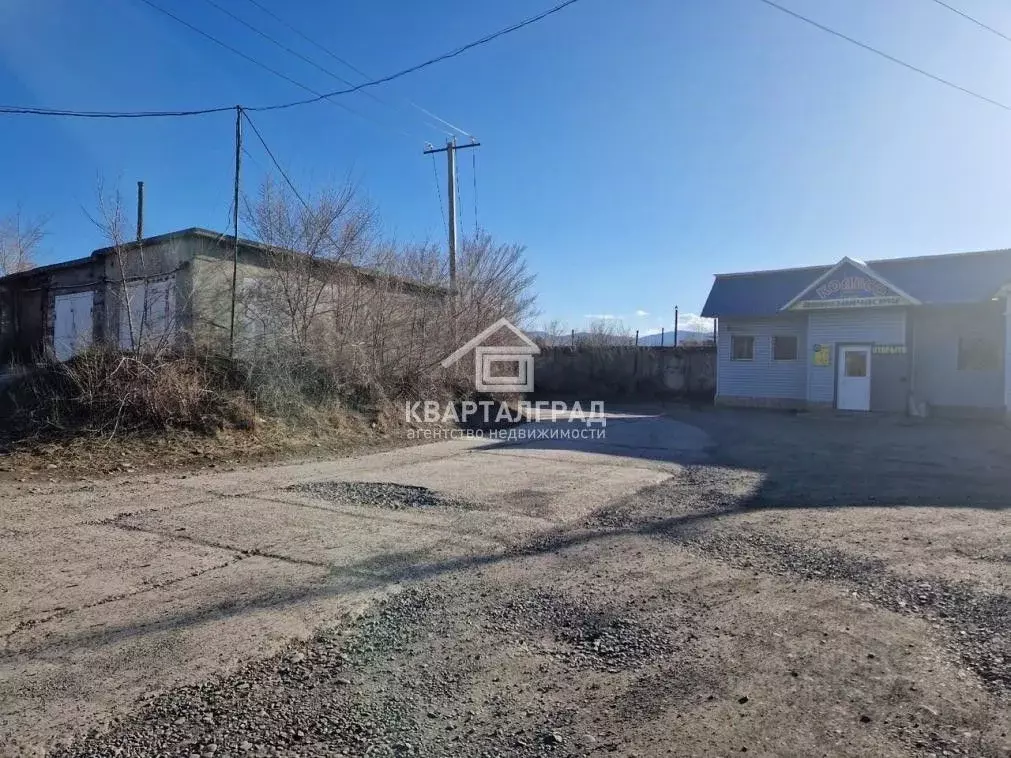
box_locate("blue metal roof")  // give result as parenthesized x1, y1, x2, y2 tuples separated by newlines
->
(701, 249, 1011, 317)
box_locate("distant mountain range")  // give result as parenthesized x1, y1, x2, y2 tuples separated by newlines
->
(529, 330, 713, 347)
(636, 330, 712, 346)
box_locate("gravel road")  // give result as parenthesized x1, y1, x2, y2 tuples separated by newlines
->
(10, 408, 1011, 757)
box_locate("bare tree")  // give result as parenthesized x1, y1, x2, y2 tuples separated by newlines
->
(456, 231, 537, 329)
(0, 208, 47, 275)
(241, 175, 375, 353)
(88, 178, 182, 355)
(578, 318, 633, 348)
(238, 175, 538, 404)
(537, 319, 568, 347)
(89, 179, 143, 351)
(391, 230, 538, 335)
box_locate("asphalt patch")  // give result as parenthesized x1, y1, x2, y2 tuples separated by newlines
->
(483, 589, 685, 672)
(288, 480, 473, 511)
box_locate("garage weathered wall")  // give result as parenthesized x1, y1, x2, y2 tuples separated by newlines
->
(1, 259, 103, 363)
(533, 346, 716, 399)
(190, 240, 447, 358)
(102, 237, 194, 348)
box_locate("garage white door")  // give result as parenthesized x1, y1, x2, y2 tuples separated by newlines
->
(119, 275, 177, 350)
(53, 291, 94, 362)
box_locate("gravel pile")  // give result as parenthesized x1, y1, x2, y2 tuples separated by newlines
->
(51, 584, 608, 758)
(50, 589, 440, 758)
(483, 590, 680, 672)
(584, 470, 742, 530)
(678, 527, 1010, 692)
(288, 481, 472, 511)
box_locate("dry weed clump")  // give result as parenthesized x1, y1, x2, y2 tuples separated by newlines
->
(0, 348, 253, 443)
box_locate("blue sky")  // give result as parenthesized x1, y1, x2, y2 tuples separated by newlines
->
(3, 0, 1011, 335)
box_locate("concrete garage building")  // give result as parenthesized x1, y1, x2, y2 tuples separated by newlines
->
(0, 227, 442, 366)
(701, 251, 1011, 416)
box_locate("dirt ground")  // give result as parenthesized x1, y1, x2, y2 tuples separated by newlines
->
(1, 407, 1009, 757)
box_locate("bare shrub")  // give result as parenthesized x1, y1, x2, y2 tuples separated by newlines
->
(240, 175, 375, 353)
(89, 179, 188, 356)
(2, 172, 538, 446)
(530, 319, 572, 348)
(385, 230, 538, 394)
(0, 348, 252, 442)
(236, 174, 535, 408)
(577, 319, 634, 348)
(392, 230, 537, 329)
(456, 231, 537, 328)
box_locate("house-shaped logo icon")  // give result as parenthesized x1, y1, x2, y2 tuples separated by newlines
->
(441, 318, 541, 393)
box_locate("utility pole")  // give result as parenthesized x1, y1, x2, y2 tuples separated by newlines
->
(674, 305, 679, 347)
(229, 105, 242, 359)
(447, 140, 457, 288)
(136, 181, 144, 242)
(423, 138, 480, 294)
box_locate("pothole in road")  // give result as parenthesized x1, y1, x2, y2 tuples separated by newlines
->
(483, 590, 688, 672)
(288, 481, 473, 511)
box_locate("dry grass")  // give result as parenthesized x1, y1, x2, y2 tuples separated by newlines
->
(0, 400, 426, 482)
(0, 349, 253, 442)
(0, 347, 444, 480)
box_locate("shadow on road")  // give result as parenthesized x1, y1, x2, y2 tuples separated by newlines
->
(488, 405, 1011, 510)
(9, 406, 1009, 658)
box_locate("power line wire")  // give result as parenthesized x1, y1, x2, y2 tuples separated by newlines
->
(241, 145, 267, 174)
(139, 0, 419, 141)
(246, 0, 587, 113)
(431, 153, 447, 236)
(197, 0, 425, 141)
(242, 109, 387, 271)
(928, 0, 1011, 45)
(205, 0, 359, 88)
(134, 0, 323, 102)
(241, 110, 314, 215)
(755, 0, 1011, 112)
(0, 0, 588, 119)
(240, 0, 460, 137)
(456, 152, 464, 238)
(0, 103, 233, 118)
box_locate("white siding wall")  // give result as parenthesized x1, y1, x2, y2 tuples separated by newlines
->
(807, 309, 906, 405)
(718, 316, 808, 400)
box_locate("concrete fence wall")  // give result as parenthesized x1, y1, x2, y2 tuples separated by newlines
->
(533, 345, 716, 399)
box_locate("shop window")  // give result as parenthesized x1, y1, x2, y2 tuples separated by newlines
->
(844, 350, 868, 377)
(772, 335, 798, 361)
(731, 335, 754, 361)
(957, 335, 1000, 371)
